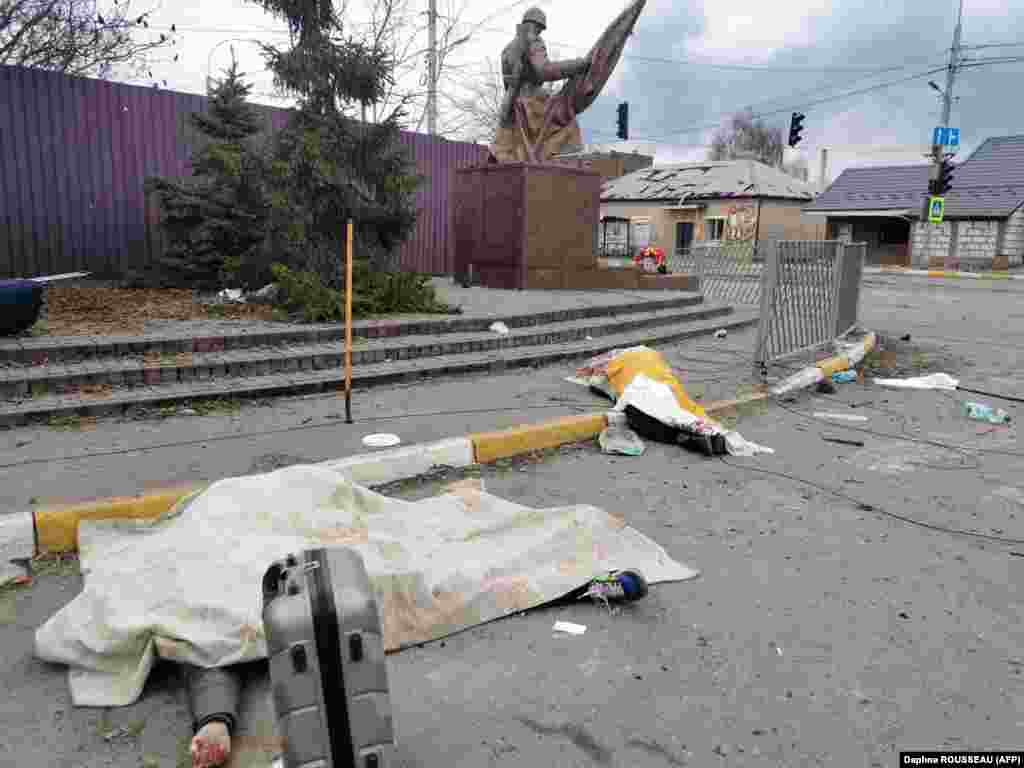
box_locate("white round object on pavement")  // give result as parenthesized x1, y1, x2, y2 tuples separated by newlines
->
(362, 433, 401, 448)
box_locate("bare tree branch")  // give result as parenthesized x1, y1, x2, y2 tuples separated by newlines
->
(0, 0, 178, 79)
(708, 109, 785, 168)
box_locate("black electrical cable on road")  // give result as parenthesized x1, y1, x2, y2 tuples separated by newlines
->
(955, 385, 1024, 404)
(716, 456, 1024, 546)
(0, 401, 601, 471)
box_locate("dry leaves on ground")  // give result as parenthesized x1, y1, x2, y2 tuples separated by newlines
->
(42, 287, 276, 337)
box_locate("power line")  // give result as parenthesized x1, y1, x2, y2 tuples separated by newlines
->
(460, 22, 937, 73)
(961, 41, 1024, 51)
(607, 65, 948, 144)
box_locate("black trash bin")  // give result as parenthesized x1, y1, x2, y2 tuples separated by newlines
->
(0, 280, 43, 336)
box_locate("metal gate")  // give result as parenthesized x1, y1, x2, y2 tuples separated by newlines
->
(754, 240, 866, 370)
(670, 242, 763, 306)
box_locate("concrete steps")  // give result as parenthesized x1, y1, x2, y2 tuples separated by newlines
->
(0, 303, 735, 401)
(0, 300, 759, 427)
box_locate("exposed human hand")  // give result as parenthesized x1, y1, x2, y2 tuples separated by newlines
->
(191, 721, 231, 768)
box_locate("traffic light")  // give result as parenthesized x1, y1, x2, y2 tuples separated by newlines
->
(937, 157, 954, 195)
(616, 102, 629, 141)
(788, 112, 805, 148)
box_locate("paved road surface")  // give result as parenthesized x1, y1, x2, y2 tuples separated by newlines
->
(2, 273, 1022, 767)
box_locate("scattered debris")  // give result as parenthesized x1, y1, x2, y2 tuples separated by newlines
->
(553, 621, 587, 635)
(216, 288, 244, 303)
(832, 370, 858, 384)
(813, 412, 869, 423)
(489, 321, 510, 335)
(874, 373, 959, 390)
(713, 329, 728, 339)
(580, 569, 649, 613)
(598, 424, 645, 456)
(823, 436, 865, 447)
(246, 283, 280, 305)
(362, 433, 401, 448)
(963, 402, 1011, 424)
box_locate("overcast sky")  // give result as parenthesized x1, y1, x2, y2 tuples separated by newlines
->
(121, 0, 1024, 183)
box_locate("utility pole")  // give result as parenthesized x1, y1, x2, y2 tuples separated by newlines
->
(427, 0, 438, 135)
(924, 0, 963, 265)
(818, 147, 828, 195)
(939, 0, 963, 147)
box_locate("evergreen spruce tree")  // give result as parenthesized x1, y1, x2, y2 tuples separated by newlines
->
(249, 0, 420, 289)
(141, 55, 268, 290)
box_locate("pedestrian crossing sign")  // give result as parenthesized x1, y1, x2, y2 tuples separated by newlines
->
(928, 196, 945, 224)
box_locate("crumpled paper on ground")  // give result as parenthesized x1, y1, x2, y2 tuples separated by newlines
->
(874, 372, 960, 390)
(34, 465, 697, 707)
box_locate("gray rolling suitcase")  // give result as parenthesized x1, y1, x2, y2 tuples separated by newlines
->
(262, 547, 396, 768)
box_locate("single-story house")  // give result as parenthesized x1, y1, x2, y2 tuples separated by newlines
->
(803, 134, 1024, 270)
(599, 159, 824, 259)
(554, 148, 654, 183)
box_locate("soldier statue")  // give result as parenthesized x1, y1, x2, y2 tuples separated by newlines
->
(491, 1, 646, 163)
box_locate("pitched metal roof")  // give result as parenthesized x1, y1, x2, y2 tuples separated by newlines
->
(601, 160, 817, 203)
(805, 134, 1024, 219)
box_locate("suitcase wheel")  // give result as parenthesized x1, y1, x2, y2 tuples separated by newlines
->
(290, 644, 308, 673)
(349, 632, 364, 662)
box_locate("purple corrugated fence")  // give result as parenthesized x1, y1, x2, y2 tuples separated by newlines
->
(0, 65, 488, 278)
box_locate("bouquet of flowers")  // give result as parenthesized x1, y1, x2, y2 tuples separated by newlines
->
(633, 246, 668, 274)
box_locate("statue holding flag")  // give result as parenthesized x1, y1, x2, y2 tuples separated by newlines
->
(492, 0, 647, 163)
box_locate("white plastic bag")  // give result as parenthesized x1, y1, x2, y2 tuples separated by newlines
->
(874, 373, 959, 391)
(598, 425, 645, 456)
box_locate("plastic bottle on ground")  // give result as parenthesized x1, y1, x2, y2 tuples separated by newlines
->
(963, 401, 1011, 424)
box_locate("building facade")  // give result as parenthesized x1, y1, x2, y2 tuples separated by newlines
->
(599, 160, 824, 259)
(805, 135, 1024, 270)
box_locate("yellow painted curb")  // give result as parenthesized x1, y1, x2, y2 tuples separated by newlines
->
(469, 413, 609, 464)
(705, 391, 771, 414)
(815, 332, 876, 379)
(37, 348, 863, 555)
(816, 355, 850, 378)
(33, 486, 198, 555)
(469, 389, 774, 466)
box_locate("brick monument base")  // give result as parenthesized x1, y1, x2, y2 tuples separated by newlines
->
(453, 162, 697, 291)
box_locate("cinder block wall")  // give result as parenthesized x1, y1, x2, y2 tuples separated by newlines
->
(911, 222, 952, 266)
(956, 221, 1000, 263)
(1001, 206, 1024, 266)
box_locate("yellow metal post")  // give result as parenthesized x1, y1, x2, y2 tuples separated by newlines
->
(345, 220, 354, 423)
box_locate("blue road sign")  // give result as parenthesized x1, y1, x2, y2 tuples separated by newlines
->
(947, 128, 960, 147)
(933, 126, 948, 145)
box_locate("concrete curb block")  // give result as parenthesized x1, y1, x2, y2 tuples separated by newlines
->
(27, 438, 476, 556)
(866, 267, 1022, 281)
(770, 332, 877, 397)
(470, 414, 609, 465)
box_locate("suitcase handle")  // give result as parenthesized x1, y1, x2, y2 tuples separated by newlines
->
(262, 563, 285, 602)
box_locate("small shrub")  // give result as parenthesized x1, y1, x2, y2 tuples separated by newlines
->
(271, 262, 452, 323)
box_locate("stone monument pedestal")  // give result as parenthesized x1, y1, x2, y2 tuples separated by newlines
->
(453, 163, 698, 291)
